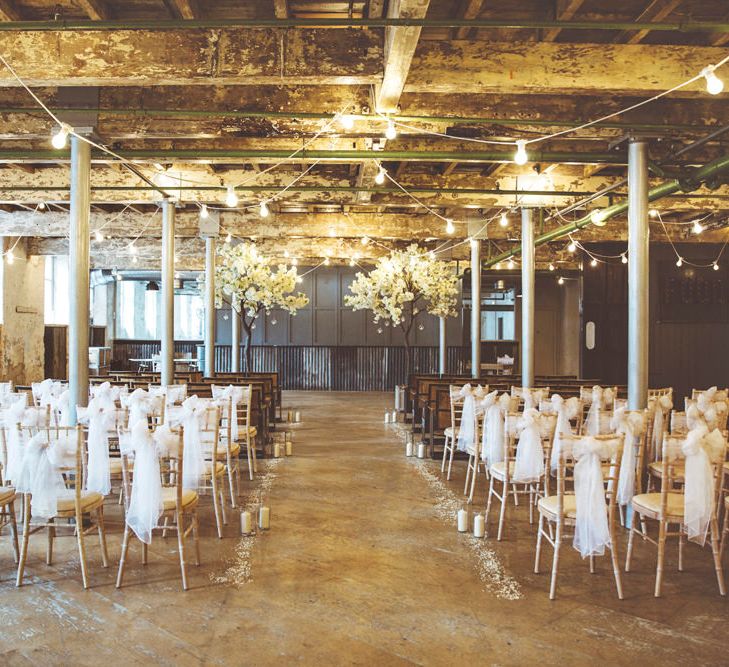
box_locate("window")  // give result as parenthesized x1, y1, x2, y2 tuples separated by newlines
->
(44, 255, 69, 325)
(481, 288, 515, 341)
(174, 292, 204, 340)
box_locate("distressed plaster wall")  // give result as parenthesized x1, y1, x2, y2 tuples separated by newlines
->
(1, 239, 45, 384)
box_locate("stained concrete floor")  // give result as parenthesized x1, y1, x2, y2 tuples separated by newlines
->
(0, 391, 727, 666)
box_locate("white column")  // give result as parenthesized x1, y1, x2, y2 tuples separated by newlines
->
(204, 237, 216, 377)
(470, 239, 481, 379)
(438, 316, 446, 375)
(628, 139, 649, 410)
(521, 208, 535, 388)
(68, 136, 91, 424)
(160, 200, 175, 386)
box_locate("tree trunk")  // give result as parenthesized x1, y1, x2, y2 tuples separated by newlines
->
(242, 319, 253, 374)
(401, 316, 414, 381)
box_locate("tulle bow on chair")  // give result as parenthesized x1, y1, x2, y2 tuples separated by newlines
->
(572, 437, 613, 558)
(212, 384, 245, 441)
(522, 388, 546, 411)
(480, 392, 509, 464)
(584, 386, 614, 436)
(77, 398, 115, 495)
(611, 407, 647, 505)
(550, 394, 580, 470)
(680, 426, 726, 545)
(647, 394, 673, 460)
(455, 384, 479, 453)
(513, 408, 544, 483)
(170, 396, 206, 490)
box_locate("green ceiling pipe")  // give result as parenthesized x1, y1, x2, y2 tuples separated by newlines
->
(483, 153, 729, 268)
(0, 18, 728, 33)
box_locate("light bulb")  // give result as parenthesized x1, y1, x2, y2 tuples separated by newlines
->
(494, 262, 501, 270)
(340, 114, 355, 130)
(590, 258, 598, 267)
(6, 250, 13, 264)
(590, 210, 606, 226)
(648, 209, 659, 218)
(349, 258, 355, 266)
(621, 253, 628, 264)
(259, 201, 270, 218)
(116, 273, 122, 281)
(200, 204, 209, 219)
(292, 258, 298, 266)
(323, 257, 330, 266)
(296, 276, 303, 283)
(702, 65, 724, 95)
(713, 262, 720, 271)
(567, 241, 577, 253)
(445, 218, 455, 235)
(692, 220, 704, 234)
(507, 258, 515, 269)
(385, 118, 397, 140)
(225, 185, 238, 208)
(558, 276, 565, 285)
(132, 255, 138, 264)
(374, 167, 386, 185)
(513, 139, 528, 165)
(361, 237, 369, 245)
(548, 263, 555, 271)
(676, 257, 683, 267)
(51, 124, 70, 149)
(225, 232, 232, 243)
(500, 212, 508, 227)
(284, 249, 290, 258)
(128, 243, 137, 254)
(38, 201, 46, 210)
(94, 230, 103, 242)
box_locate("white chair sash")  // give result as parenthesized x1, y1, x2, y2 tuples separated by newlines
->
(123, 388, 156, 429)
(550, 395, 580, 470)
(172, 396, 206, 490)
(522, 388, 546, 411)
(584, 386, 614, 436)
(77, 399, 114, 496)
(648, 394, 673, 460)
(455, 384, 475, 452)
(611, 408, 646, 505)
(681, 426, 726, 545)
(211, 384, 245, 441)
(572, 437, 613, 559)
(512, 408, 544, 483)
(480, 392, 510, 464)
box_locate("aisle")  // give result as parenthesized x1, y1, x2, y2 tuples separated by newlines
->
(0, 391, 726, 666)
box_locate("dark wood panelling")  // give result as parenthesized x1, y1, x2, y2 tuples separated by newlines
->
(582, 242, 729, 401)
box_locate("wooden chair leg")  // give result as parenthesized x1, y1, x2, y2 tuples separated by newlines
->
(709, 515, 726, 596)
(97, 506, 109, 568)
(654, 519, 667, 598)
(463, 455, 473, 496)
(468, 461, 479, 503)
(549, 524, 562, 600)
(589, 555, 595, 574)
(176, 510, 189, 591)
(76, 511, 90, 589)
(192, 510, 201, 567)
(497, 480, 508, 541)
(609, 527, 624, 600)
(116, 524, 132, 588)
(8, 499, 19, 564)
(211, 477, 224, 539)
(677, 530, 684, 572)
(446, 444, 455, 481)
(246, 439, 254, 481)
(720, 508, 729, 560)
(625, 506, 638, 572)
(142, 541, 148, 566)
(484, 475, 495, 536)
(534, 514, 544, 574)
(16, 494, 31, 587)
(219, 475, 228, 525)
(227, 461, 237, 509)
(46, 518, 55, 566)
(440, 437, 449, 473)
(250, 436, 258, 473)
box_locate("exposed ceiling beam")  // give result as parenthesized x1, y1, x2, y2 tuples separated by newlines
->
(0, 0, 19, 21)
(541, 0, 587, 42)
(273, 0, 289, 19)
(376, 0, 432, 113)
(407, 40, 729, 96)
(0, 28, 381, 87)
(78, 0, 111, 20)
(612, 0, 683, 45)
(709, 11, 729, 46)
(454, 0, 485, 39)
(368, 0, 385, 19)
(165, 0, 199, 20)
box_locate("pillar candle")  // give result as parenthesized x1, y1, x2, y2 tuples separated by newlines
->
(417, 442, 426, 459)
(294, 410, 301, 422)
(384, 412, 391, 423)
(273, 442, 281, 458)
(405, 441, 414, 457)
(457, 509, 468, 532)
(240, 510, 252, 535)
(258, 506, 270, 530)
(391, 410, 397, 423)
(287, 409, 293, 422)
(285, 440, 293, 456)
(473, 514, 485, 538)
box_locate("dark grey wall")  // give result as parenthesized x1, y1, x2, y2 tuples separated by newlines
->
(216, 265, 464, 346)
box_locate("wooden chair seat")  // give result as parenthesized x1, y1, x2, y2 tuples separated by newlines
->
(204, 461, 226, 477)
(631, 492, 684, 520)
(647, 460, 684, 480)
(160, 487, 198, 512)
(109, 458, 134, 475)
(489, 460, 516, 481)
(0, 486, 16, 505)
(537, 494, 577, 520)
(444, 426, 458, 439)
(56, 490, 105, 516)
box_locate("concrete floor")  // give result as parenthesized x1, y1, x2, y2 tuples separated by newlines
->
(0, 391, 727, 666)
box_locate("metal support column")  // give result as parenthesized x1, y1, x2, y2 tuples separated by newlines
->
(521, 207, 535, 388)
(628, 139, 649, 410)
(204, 237, 216, 377)
(470, 239, 481, 379)
(438, 316, 446, 375)
(160, 200, 175, 386)
(231, 308, 241, 372)
(68, 136, 91, 424)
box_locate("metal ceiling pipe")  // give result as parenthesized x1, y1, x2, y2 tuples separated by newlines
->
(0, 18, 727, 33)
(483, 152, 729, 268)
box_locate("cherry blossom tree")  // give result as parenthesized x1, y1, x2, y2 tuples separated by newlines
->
(345, 245, 459, 377)
(214, 242, 309, 372)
